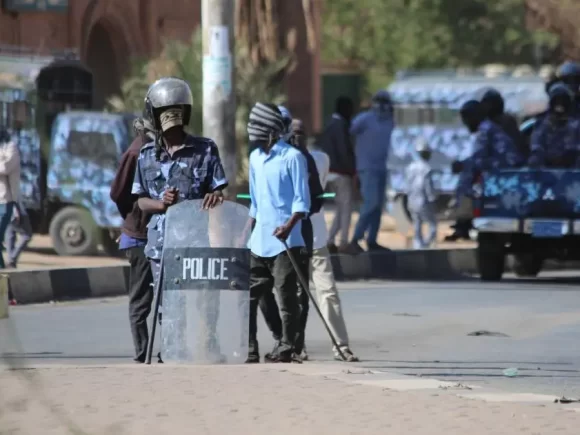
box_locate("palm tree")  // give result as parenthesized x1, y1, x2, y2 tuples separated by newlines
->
(107, 28, 292, 183)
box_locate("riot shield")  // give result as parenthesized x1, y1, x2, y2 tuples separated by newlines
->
(161, 199, 251, 364)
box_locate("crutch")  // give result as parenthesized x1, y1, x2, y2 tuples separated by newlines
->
(281, 240, 346, 361)
(145, 257, 165, 365)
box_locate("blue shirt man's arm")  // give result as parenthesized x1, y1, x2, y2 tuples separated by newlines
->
(289, 153, 311, 216)
(249, 154, 257, 219)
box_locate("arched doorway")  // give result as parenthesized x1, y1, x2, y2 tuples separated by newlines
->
(85, 22, 123, 109)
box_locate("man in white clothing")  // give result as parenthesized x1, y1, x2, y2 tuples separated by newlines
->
(0, 128, 20, 269)
(306, 125, 359, 362)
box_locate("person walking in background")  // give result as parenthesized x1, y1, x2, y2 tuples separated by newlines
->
(0, 127, 20, 269)
(307, 128, 359, 361)
(349, 90, 394, 252)
(110, 116, 155, 363)
(405, 138, 437, 249)
(319, 96, 358, 254)
(5, 199, 32, 268)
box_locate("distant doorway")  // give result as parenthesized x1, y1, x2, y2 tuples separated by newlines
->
(85, 22, 123, 109)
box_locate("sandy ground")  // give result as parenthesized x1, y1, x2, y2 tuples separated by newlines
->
(12, 212, 474, 271)
(1, 363, 578, 435)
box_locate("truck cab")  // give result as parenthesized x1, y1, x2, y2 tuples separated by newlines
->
(46, 111, 136, 256)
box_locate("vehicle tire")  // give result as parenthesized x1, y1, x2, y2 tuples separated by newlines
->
(477, 233, 505, 282)
(512, 254, 543, 278)
(49, 206, 99, 256)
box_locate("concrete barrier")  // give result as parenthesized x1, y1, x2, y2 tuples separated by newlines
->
(3, 248, 578, 305)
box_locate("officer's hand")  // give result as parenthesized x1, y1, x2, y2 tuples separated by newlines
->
(202, 191, 224, 210)
(162, 188, 178, 206)
(273, 223, 292, 241)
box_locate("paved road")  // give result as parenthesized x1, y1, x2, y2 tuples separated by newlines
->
(2, 274, 579, 398)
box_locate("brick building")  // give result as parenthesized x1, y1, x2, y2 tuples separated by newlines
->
(0, 0, 322, 131)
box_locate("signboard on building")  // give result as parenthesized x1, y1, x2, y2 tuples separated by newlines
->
(2, 0, 68, 12)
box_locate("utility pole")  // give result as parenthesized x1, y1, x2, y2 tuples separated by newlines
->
(202, 0, 237, 196)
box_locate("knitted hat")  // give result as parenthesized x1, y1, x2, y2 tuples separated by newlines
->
(247, 102, 285, 142)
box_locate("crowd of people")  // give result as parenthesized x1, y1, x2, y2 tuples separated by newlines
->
(110, 77, 361, 364)
(112, 63, 580, 363)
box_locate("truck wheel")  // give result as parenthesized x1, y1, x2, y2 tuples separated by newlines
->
(49, 207, 99, 256)
(477, 233, 505, 282)
(513, 254, 543, 278)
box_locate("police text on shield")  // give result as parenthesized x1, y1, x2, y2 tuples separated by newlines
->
(182, 257, 229, 280)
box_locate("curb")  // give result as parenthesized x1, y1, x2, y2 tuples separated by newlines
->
(4, 248, 576, 305)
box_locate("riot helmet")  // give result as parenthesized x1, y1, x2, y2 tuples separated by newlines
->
(480, 88, 504, 119)
(548, 82, 574, 121)
(556, 61, 580, 96)
(460, 100, 485, 133)
(144, 77, 193, 131)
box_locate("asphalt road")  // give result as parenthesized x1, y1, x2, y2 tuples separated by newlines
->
(1, 273, 579, 398)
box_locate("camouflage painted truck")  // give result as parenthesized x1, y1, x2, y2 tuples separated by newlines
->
(472, 169, 580, 281)
(386, 66, 549, 221)
(1, 48, 135, 256)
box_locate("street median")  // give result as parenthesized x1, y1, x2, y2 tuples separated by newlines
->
(4, 248, 475, 305)
(5, 248, 577, 305)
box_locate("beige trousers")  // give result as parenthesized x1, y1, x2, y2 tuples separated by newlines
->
(310, 246, 350, 350)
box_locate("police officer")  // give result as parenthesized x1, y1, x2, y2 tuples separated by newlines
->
(555, 61, 580, 110)
(481, 88, 523, 156)
(456, 100, 522, 198)
(528, 83, 580, 169)
(131, 77, 228, 361)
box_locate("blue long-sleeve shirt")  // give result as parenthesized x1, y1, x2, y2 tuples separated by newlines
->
(249, 140, 311, 258)
(350, 109, 394, 172)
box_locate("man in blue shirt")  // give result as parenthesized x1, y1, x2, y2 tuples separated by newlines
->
(349, 90, 394, 252)
(246, 102, 311, 363)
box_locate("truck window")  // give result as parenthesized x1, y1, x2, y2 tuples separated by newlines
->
(66, 130, 119, 168)
(434, 107, 460, 126)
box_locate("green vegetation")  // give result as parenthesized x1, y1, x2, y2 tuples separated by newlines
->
(322, 0, 559, 94)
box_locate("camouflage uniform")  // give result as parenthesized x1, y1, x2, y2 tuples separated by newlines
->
(457, 119, 522, 197)
(528, 116, 580, 168)
(131, 134, 228, 267)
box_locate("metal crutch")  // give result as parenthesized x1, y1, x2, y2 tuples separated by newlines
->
(145, 257, 164, 365)
(281, 240, 347, 361)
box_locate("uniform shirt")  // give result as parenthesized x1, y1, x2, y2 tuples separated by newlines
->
(131, 135, 228, 260)
(457, 119, 521, 197)
(405, 159, 436, 214)
(309, 150, 330, 251)
(528, 116, 580, 168)
(249, 140, 310, 258)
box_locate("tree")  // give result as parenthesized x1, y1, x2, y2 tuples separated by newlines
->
(107, 28, 291, 183)
(322, 0, 559, 93)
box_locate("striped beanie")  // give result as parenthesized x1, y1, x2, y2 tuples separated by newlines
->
(247, 102, 285, 142)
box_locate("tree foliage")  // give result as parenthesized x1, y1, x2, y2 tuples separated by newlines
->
(323, 0, 559, 93)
